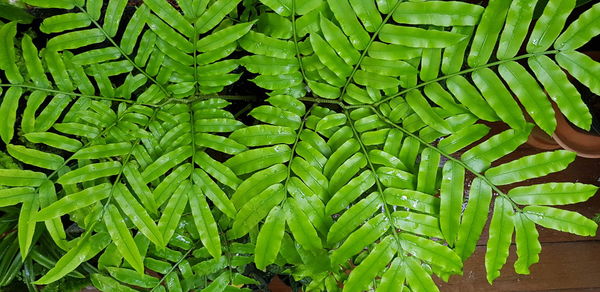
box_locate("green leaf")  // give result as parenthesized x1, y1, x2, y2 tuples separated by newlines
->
(310, 33, 353, 78)
(555, 51, 600, 96)
(104, 204, 144, 274)
(524, 205, 598, 236)
(113, 183, 164, 247)
(327, 192, 382, 245)
(224, 145, 292, 175)
(485, 197, 514, 284)
(554, 2, 600, 50)
(400, 233, 463, 274)
(392, 211, 443, 238)
(0, 187, 35, 207)
(326, 170, 375, 215)
(72, 142, 132, 159)
(25, 132, 83, 152)
(196, 21, 255, 52)
(189, 184, 222, 259)
(229, 184, 285, 239)
(404, 256, 439, 292)
(141, 146, 193, 183)
(439, 161, 465, 246)
(18, 194, 38, 258)
(485, 150, 576, 186)
(57, 161, 121, 185)
(36, 183, 112, 221)
(34, 232, 111, 285)
(496, 0, 537, 59)
(376, 258, 405, 292)
(343, 236, 396, 292)
(471, 68, 527, 130)
(513, 213, 541, 274)
(7, 144, 64, 170)
(158, 181, 189, 243)
(379, 24, 466, 48)
(468, 0, 512, 66)
(231, 164, 286, 208)
(326, 0, 370, 50)
(405, 90, 451, 135)
(416, 148, 441, 195)
(528, 55, 591, 130)
(239, 31, 295, 59)
(320, 15, 361, 65)
(24, 0, 76, 9)
(230, 125, 295, 146)
(0, 87, 22, 144)
(0, 169, 47, 187)
(107, 267, 160, 288)
(527, 0, 576, 52)
(393, 1, 484, 26)
(254, 206, 285, 271)
(461, 127, 531, 173)
(259, 0, 291, 16)
(446, 76, 498, 122)
(454, 178, 492, 261)
(437, 124, 490, 154)
(330, 214, 389, 266)
(0, 22, 24, 83)
(285, 198, 322, 250)
(509, 182, 598, 205)
(192, 169, 236, 219)
(384, 188, 440, 215)
(46, 29, 106, 51)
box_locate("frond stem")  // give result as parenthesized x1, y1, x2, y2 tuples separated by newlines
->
(343, 109, 407, 258)
(77, 5, 173, 102)
(337, 0, 403, 101)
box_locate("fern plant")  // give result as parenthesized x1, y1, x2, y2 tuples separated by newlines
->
(0, 0, 599, 291)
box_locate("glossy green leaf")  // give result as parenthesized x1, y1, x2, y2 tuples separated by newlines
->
(259, 0, 292, 16)
(36, 183, 112, 221)
(467, 0, 512, 66)
(379, 24, 467, 48)
(230, 125, 295, 146)
(113, 183, 163, 247)
(498, 61, 556, 134)
(528, 55, 591, 130)
(471, 68, 527, 129)
(224, 145, 292, 175)
(392, 210, 443, 238)
(439, 161, 465, 246)
(330, 214, 390, 266)
(509, 182, 598, 205)
(196, 21, 255, 52)
(485, 150, 576, 186)
(461, 127, 532, 173)
(343, 236, 396, 292)
(555, 51, 600, 96)
(513, 213, 541, 274)
(327, 192, 381, 244)
(376, 258, 405, 292)
(455, 178, 492, 260)
(446, 76, 498, 122)
(7, 144, 64, 170)
(72, 142, 132, 159)
(393, 1, 484, 26)
(285, 198, 322, 250)
(326, 170, 375, 215)
(0, 169, 46, 187)
(416, 148, 441, 195)
(0, 87, 22, 144)
(496, 0, 537, 59)
(18, 194, 37, 258)
(158, 181, 189, 243)
(554, 2, 600, 50)
(192, 169, 236, 219)
(254, 206, 285, 271)
(384, 188, 440, 215)
(485, 197, 515, 284)
(404, 256, 439, 292)
(0, 187, 35, 207)
(400, 233, 462, 274)
(189, 184, 221, 259)
(319, 15, 360, 65)
(229, 184, 285, 239)
(326, 0, 370, 50)
(104, 204, 144, 274)
(524, 205, 598, 236)
(34, 232, 111, 285)
(527, 0, 575, 52)
(405, 90, 451, 135)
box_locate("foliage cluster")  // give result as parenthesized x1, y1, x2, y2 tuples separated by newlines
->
(0, 0, 599, 291)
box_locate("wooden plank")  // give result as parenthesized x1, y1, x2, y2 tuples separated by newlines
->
(437, 241, 600, 291)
